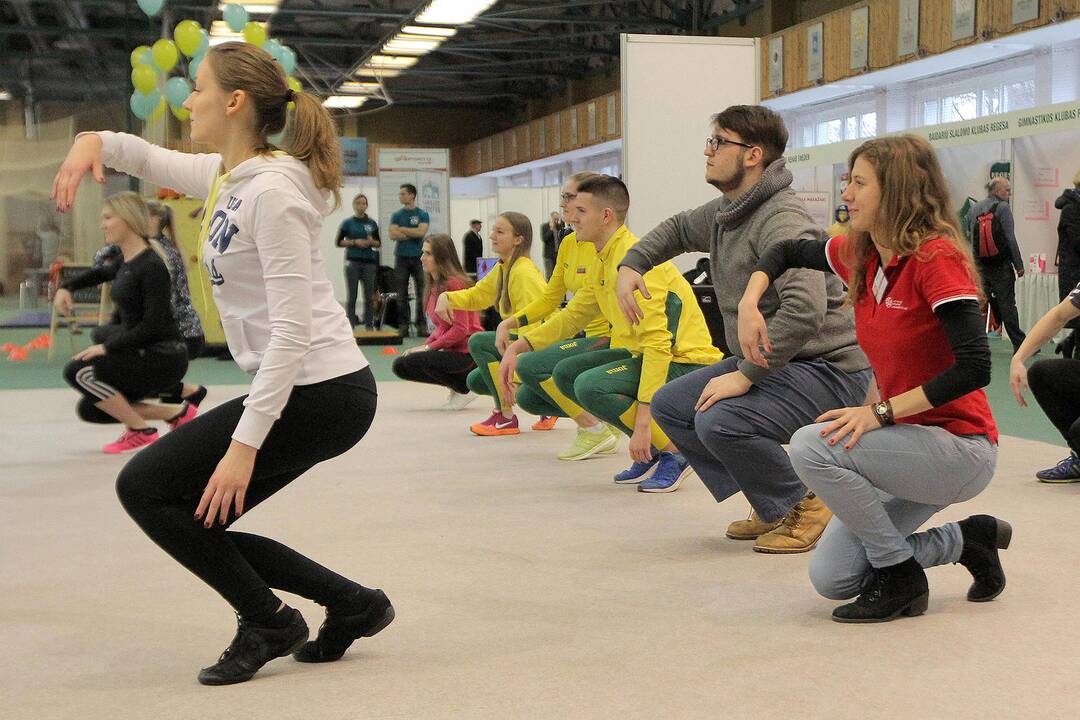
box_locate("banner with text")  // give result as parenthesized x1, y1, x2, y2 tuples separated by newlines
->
(785, 99, 1080, 169)
(376, 148, 450, 264)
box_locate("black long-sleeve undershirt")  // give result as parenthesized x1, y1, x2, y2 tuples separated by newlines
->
(755, 238, 991, 407)
(61, 249, 179, 352)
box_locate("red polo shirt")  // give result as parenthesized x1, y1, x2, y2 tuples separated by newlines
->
(826, 235, 998, 443)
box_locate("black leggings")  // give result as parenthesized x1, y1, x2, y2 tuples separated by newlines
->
(1028, 358, 1080, 453)
(391, 349, 475, 395)
(160, 335, 206, 404)
(115, 367, 378, 620)
(63, 349, 188, 424)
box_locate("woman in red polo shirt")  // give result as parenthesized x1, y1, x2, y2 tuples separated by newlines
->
(737, 135, 1008, 623)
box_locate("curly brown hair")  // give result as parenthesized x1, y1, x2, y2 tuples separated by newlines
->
(840, 134, 982, 304)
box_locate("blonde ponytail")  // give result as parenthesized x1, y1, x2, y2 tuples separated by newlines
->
(288, 90, 343, 209)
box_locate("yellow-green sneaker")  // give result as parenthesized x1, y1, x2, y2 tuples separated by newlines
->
(558, 425, 618, 461)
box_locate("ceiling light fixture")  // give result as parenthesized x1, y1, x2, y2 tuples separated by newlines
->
(218, 1, 280, 15)
(323, 96, 368, 109)
(401, 25, 458, 37)
(416, 0, 498, 26)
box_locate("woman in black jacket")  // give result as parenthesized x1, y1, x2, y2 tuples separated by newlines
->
(55, 192, 192, 453)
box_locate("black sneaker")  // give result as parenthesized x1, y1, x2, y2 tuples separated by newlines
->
(293, 589, 395, 663)
(184, 385, 208, 407)
(832, 557, 929, 623)
(958, 515, 1012, 602)
(197, 608, 309, 686)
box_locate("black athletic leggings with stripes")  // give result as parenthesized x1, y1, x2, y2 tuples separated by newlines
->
(115, 367, 378, 621)
(63, 348, 188, 423)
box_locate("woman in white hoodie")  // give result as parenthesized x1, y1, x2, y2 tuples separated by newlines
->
(52, 42, 391, 686)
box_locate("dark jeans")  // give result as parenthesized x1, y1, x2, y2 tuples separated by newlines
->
(980, 261, 1026, 350)
(345, 260, 378, 328)
(395, 256, 425, 333)
(651, 357, 873, 522)
(115, 368, 378, 620)
(1028, 358, 1080, 453)
(392, 349, 476, 395)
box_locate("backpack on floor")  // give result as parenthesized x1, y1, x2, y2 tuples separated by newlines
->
(972, 201, 1003, 260)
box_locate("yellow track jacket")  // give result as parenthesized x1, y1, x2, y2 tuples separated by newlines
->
(517, 231, 610, 338)
(522, 224, 722, 403)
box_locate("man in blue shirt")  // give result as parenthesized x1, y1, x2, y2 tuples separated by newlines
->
(389, 183, 431, 337)
(336, 193, 380, 329)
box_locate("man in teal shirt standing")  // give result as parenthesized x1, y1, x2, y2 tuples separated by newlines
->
(389, 183, 431, 337)
(336, 192, 380, 329)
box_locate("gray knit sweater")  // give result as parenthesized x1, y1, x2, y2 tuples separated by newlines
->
(621, 159, 868, 382)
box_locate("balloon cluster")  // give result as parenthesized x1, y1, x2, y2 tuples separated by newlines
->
(129, 3, 301, 123)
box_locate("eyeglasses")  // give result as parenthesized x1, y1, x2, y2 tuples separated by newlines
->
(560, 192, 577, 202)
(705, 135, 755, 152)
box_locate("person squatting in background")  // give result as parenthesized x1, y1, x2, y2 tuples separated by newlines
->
(146, 200, 208, 406)
(392, 233, 483, 409)
(740, 134, 1009, 623)
(53, 41, 391, 686)
(435, 211, 554, 436)
(56, 192, 194, 453)
(494, 171, 621, 462)
(1010, 274, 1080, 483)
(500, 175, 722, 490)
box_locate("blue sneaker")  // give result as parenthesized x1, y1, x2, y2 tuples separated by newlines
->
(1036, 453, 1080, 483)
(638, 452, 694, 493)
(613, 453, 660, 484)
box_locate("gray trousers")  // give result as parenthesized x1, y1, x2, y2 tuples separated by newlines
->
(651, 357, 872, 522)
(345, 260, 378, 328)
(789, 422, 997, 600)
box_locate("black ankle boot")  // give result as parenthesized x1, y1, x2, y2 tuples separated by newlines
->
(293, 589, 395, 663)
(832, 557, 929, 623)
(958, 515, 1012, 602)
(197, 608, 309, 686)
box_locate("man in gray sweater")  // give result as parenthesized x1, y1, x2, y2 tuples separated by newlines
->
(617, 105, 872, 554)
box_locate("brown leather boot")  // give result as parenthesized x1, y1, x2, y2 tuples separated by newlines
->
(753, 493, 832, 554)
(725, 510, 781, 540)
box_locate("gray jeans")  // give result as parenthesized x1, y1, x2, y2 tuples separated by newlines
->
(651, 357, 872, 522)
(789, 422, 997, 599)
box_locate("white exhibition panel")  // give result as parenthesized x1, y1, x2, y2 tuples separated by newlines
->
(1013, 131, 1080, 263)
(496, 187, 547, 271)
(621, 34, 759, 270)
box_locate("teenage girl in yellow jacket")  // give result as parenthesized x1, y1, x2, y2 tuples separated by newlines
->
(435, 211, 550, 436)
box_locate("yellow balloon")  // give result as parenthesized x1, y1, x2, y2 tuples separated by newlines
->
(131, 64, 158, 94)
(130, 45, 152, 68)
(243, 22, 267, 47)
(171, 105, 191, 121)
(152, 38, 179, 72)
(149, 97, 167, 120)
(174, 20, 203, 58)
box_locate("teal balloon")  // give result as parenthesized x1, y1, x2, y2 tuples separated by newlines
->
(130, 89, 161, 120)
(263, 39, 283, 63)
(197, 29, 209, 56)
(269, 130, 287, 147)
(188, 52, 204, 81)
(137, 0, 165, 17)
(223, 4, 248, 33)
(165, 76, 192, 107)
(279, 46, 297, 75)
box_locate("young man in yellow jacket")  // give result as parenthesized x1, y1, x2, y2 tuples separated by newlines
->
(494, 172, 619, 461)
(499, 175, 723, 491)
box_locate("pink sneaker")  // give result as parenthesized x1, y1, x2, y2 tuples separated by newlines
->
(470, 410, 520, 436)
(168, 402, 199, 430)
(103, 428, 159, 454)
